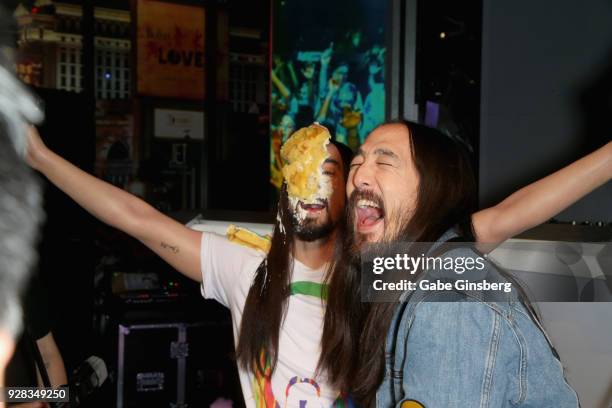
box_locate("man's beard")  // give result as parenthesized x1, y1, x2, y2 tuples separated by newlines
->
(294, 218, 334, 242)
(291, 210, 335, 242)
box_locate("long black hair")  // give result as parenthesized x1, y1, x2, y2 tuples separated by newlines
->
(319, 120, 477, 405)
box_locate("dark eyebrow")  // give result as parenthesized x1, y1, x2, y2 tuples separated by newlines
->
(373, 148, 399, 159)
(323, 158, 341, 168)
(354, 147, 399, 160)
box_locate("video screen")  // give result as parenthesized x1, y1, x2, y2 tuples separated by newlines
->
(270, 0, 388, 189)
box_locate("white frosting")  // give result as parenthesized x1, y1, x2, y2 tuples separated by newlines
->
(289, 196, 307, 222)
(276, 208, 286, 235)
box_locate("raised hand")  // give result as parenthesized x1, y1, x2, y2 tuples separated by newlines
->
(327, 78, 340, 95)
(321, 42, 334, 67)
(341, 109, 362, 129)
(369, 62, 382, 76)
(25, 125, 48, 171)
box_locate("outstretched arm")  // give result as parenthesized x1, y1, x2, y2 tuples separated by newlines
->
(472, 141, 611, 248)
(26, 126, 203, 282)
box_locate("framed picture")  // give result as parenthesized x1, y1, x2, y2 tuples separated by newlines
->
(135, 0, 206, 100)
(269, 0, 388, 188)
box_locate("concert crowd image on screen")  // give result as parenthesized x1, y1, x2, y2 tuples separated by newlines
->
(270, 0, 387, 189)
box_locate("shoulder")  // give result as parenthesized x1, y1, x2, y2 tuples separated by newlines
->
(199, 232, 266, 306)
(199, 232, 265, 288)
(409, 295, 501, 337)
(201, 232, 266, 262)
(397, 279, 518, 352)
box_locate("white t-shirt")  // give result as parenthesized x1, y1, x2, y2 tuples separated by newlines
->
(200, 232, 342, 408)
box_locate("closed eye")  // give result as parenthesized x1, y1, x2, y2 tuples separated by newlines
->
(376, 161, 394, 167)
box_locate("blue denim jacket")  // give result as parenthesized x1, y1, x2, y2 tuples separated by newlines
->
(375, 242, 579, 408)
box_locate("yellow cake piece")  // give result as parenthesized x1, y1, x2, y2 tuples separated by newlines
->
(226, 224, 271, 253)
(280, 124, 331, 203)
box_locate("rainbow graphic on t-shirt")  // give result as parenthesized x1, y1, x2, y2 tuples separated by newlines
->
(251, 281, 354, 408)
(253, 353, 354, 408)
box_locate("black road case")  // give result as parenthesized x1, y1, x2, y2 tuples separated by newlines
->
(116, 321, 241, 408)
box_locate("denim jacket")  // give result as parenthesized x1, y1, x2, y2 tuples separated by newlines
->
(375, 240, 579, 408)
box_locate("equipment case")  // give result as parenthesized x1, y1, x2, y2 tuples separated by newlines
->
(116, 321, 240, 408)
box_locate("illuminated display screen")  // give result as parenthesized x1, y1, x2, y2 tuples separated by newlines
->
(270, 0, 388, 189)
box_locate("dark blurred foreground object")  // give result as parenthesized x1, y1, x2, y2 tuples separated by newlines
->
(0, 0, 44, 396)
(55, 356, 108, 408)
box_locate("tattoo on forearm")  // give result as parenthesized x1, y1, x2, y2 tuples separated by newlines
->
(161, 242, 179, 253)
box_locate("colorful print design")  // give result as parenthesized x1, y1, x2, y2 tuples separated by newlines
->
(251, 282, 355, 407)
(253, 351, 277, 408)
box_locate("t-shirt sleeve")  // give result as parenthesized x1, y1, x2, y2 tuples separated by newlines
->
(200, 232, 264, 308)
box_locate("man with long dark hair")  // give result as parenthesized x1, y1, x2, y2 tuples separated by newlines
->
(320, 121, 611, 407)
(26, 123, 355, 407)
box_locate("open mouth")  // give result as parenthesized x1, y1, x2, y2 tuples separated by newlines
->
(356, 198, 384, 227)
(299, 199, 327, 213)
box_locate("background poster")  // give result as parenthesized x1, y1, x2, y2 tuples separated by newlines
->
(136, 0, 205, 100)
(270, 0, 387, 188)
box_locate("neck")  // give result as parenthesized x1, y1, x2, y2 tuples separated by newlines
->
(293, 230, 336, 269)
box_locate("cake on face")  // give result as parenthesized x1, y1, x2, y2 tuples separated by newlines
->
(280, 123, 332, 208)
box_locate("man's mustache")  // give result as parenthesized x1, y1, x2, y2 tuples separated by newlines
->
(347, 189, 384, 214)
